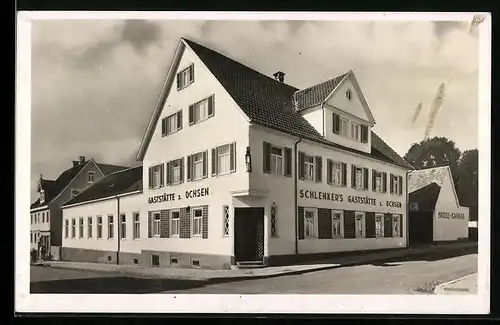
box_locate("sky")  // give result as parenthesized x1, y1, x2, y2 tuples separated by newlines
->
(29, 18, 480, 201)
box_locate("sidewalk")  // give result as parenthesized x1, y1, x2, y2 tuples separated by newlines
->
(434, 273, 478, 295)
(33, 241, 477, 283)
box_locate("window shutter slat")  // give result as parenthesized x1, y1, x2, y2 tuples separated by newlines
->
(390, 174, 394, 194)
(399, 176, 403, 195)
(315, 156, 322, 183)
(211, 148, 217, 176)
(203, 150, 208, 178)
(382, 172, 387, 192)
(298, 152, 305, 180)
(351, 165, 356, 189)
(327, 159, 332, 185)
(263, 142, 271, 174)
(364, 168, 369, 190)
(284, 147, 292, 177)
(148, 167, 153, 189)
(361, 125, 368, 143)
(189, 104, 194, 125)
(230, 142, 236, 172)
(372, 169, 377, 191)
(179, 158, 184, 184)
(187, 156, 192, 182)
(341, 163, 347, 187)
(177, 111, 182, 130)
(208, 94, 215, 117)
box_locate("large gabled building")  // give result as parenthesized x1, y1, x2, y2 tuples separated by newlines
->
(61, 38, 414, 269)
(30, 156, 128, 260)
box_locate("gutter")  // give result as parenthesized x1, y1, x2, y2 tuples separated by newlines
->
(406, 170, 411, 248)
(61, 190, 142, 209)
(294, 137, 302, 255)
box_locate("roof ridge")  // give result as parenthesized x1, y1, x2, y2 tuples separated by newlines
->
(294, 72, 350, 95)
(182, 37, 299, 92)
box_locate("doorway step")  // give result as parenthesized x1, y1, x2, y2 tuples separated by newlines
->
(234, 261, 265, 269)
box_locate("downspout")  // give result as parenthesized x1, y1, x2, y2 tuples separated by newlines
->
(116, 196, 121, 265)
(294, 137, 302, 255)
(406, 170, 411, 248)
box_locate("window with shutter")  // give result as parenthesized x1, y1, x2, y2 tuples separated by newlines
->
(192, 152, 204, 180)
(151, 164, 163, 189)
(177, 64, 194, 90)
(190, 95, 214, 125)
(171, 159, 182, 185)
(304, 154, 315, 181)
(329, 160, 343, 186)
(163, 111, 182, 136)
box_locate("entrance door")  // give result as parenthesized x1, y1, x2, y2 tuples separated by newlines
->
(234, 207, 265, 262)
(409, 211, 434, 246)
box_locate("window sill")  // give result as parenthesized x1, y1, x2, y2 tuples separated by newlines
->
(162, 130, 181, 138)
(171, 234, 180, 238)
(192, 234, 203, 238)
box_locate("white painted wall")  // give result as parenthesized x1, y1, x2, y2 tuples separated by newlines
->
(301, 105, 324, 136)
(141, 42, 251, 256)
(432, 173, 469, 241)
(326, 76, 370, 123)
(249, 125, 408, 256)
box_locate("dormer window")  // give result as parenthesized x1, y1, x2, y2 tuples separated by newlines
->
(176, 64, 194, 90)
(345, 89, 352, 100)
(71, 189, 81, 198)
(351, 122, 361, 141)
(87, 171, 95, 183)
(40, 190, 45, 204)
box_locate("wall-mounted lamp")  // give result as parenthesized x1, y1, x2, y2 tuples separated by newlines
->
(245, 146, 252, 172)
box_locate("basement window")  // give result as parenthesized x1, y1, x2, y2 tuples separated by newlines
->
(152, 254, 160, 267)
(133, 258, 139, 265)
(171, 258, 179, 265)
(191, 260, 200, 268)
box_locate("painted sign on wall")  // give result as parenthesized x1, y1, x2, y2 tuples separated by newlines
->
(437, 212, 466, 220)
(299, 188, 403, 209)
(148, 187, 210, 204)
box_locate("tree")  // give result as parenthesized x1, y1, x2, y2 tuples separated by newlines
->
(404, 137, 462, 180)
(456, 149, 479, 220)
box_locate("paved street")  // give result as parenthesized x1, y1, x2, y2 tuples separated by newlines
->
(31, 250, 477, 294)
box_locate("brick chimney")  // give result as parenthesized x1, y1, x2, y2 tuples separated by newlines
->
(79, 156, 86, 165)
(273, 71, 285, 83)
(72, 160, 79, 167)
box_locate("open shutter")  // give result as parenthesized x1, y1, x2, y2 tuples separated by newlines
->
(326, 159, 332, 185)
(361, 125, 368, 143)
(208, 94, 215, 117)
(400, 214, 404, 237)
(298, 152, 305, 180)
(230, 142, 236, 172)
(315, 156, 322, 183)
(148, 211, 152, 238)
(211, 148, 217, 176)
(398, 176, 403, 195)
(263, 142, 271, 174)
(333, 113, 340, 134)
(161, 118, 166, 136)
(342, 163, 347, 187)
(297, 207, 304, 240)
(176, 72, 181, 90)
(390, 174, 394, 194)
(165, 162, 171, 186)
(372, 170, 377, 191)
(177, 111, 182, 131)
(365, 212, 375, 238)
(351, 165, 356, 189)
(384, 213, 393, 238)
(160, 210, 170, 238)
(203, 150, 208, 178)
(284, 147, 292, 177)
(363, 168, 369, 190)
(160, 164, 165, 187)
(148, 167, 153, 189)
(189, 104, 195, 125)
(189, 64, 194, 83)
(187, 156, 192, 182)
(179, 158, 184, 184)
(382, 172, 387, 192)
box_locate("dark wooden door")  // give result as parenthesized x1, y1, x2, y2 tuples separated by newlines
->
(234, 208, 264, 262)
(409, 211, 434, 246)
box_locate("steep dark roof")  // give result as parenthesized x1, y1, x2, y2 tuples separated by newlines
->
(409, 182, 441, 212)
(183, 38, 413, 170)
(63, 166, 143, 206)
(30, 160, 130, 209)
(293, 74, 348, 111)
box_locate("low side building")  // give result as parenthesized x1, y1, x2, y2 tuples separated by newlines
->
(408, 166, 470, 245)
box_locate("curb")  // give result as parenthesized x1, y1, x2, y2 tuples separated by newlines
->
(433, 273, 477, 294)
(34, 244, 477, 283)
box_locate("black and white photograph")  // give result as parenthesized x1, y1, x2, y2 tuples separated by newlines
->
(16, 11, 490, 314)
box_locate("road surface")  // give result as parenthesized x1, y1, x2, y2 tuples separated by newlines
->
(31, 251, 477, 294)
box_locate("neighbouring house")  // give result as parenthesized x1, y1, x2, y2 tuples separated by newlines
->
(408, 166, 470, 245)
(30, 156, 128, 260)
(58, 37, 414, 270)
